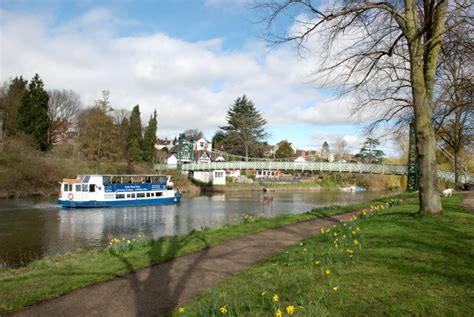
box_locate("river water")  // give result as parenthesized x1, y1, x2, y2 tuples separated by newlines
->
(0, 190, 387, 267)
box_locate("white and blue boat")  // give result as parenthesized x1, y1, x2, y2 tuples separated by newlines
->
(58, 174, 181, 208)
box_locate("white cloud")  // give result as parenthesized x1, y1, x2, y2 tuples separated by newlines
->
(0, 7, 385, 147)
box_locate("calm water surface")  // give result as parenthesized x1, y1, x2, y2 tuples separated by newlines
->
(0, 191, 387, 266)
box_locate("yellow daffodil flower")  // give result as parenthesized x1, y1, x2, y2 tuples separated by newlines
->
(219, 305, 227, 314)
(178, 307, 185, 314)
(332, 286, 338, 291)
(286, 305, 295, 315)
(273, 294, 279, 302)
(354, 240, 359, 245)
(325, 269, 331, 275)
(275, 309, 282, 317)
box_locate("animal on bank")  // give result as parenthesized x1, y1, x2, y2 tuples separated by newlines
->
(442, 188, 454, 197)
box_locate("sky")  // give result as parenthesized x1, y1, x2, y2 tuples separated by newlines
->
(0, 0, 399, 155)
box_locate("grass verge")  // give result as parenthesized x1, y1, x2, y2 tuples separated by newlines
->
(0, 192, 414, 313)
(168, 195, 474, 316)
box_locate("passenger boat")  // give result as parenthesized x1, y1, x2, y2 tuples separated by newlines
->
(58, 174, 181, 208)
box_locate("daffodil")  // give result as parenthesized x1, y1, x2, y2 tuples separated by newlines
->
(332, 286, 338, 292)
(273, 294, 279, 302)
(325, 269, 331, 275)
(178, 307, 185, 314)
(315, 260, 320, 265)
(127, 240, 131, 244)
(286, 305, 295, 315)
(354, 240, 359, 245)
(303, 248, 308, 252)
(275, 309, 282, 317)
(320, 228, 325, 233)
(299, 242, 303, 246)
(219, 305, 228, 314)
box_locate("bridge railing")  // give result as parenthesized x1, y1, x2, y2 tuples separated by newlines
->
(153, 162, 473, 184)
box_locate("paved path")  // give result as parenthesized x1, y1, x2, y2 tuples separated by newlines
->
(461, 190, 474, 213)
(14, 212, 357, 317)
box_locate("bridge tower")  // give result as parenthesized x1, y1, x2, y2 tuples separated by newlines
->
(406, 122, 419, 191)
(177, 135, 194, 171)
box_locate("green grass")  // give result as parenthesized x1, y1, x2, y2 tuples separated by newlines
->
(169, 195, 474, 316)
(0, 193, 414, 312)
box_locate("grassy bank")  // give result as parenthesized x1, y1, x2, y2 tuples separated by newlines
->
(169, 195, 474, 316)
(0, 193, 414, 313)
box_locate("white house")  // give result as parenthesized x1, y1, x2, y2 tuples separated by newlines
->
(294, 156, 306, 163)
(215, 154, 226, 162)
(213, 170, 226, 185)
(197, 152, 212, 163)
(166, 154, 178, 165)
(195, 137, 212, 152)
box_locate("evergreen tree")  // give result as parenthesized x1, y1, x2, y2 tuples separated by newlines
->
(321, 141, 330, 160)
(142, 110, 158, 162)
(220, 95, 268, 160)
(127, 105, 143, 161)
(0, 76, 28, 137)
(356, 138, 385, 163)
(119, 117, 130, 160)
(276, 140, 296, 158)
(17, 74, 50, 151)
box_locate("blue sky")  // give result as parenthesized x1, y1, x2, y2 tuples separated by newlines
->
(0, 0, 398, 155)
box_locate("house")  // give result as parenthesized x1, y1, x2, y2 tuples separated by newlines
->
(294, 156, 306, 163)
(155, 138, 176, 151)
(195, 137, 212, 152)
(166, 154, 178, 165)
(196, 151, 212, 163)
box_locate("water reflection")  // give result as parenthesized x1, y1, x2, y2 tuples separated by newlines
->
(0, 191, 387, 266)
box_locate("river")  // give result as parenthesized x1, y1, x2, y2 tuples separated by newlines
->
(0, 190, 387, 267)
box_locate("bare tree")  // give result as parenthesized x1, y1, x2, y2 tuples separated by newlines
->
(334, 138, 348, 161)
(434, 21, 474, 188)
(47, 89, 81, 144)
(257, 0, 471, 214)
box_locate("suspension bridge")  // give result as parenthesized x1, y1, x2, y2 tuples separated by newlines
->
(154, 127, 474, 188)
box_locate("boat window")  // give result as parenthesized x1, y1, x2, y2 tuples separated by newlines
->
(151, 192, 155, 197)
(82, 176, 90, 183)
(156, 192, 163, 197)
(75, 184, 81, 192)
(82, 184, 89, 192)
(137, 193, 145, 198)
(89, 184, 95, 192)
(127, 194, 131, 198)
(146, 193, 151, 197)
(131, 193, 136, 198)
(116, 194, 125, 199)
(157, 176, 168, 184)
(63, 184, 69, 192)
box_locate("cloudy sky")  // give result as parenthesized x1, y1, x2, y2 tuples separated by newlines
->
(0, 0, 398, 155)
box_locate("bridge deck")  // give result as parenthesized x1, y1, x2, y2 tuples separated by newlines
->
(154, 162, 473, 184)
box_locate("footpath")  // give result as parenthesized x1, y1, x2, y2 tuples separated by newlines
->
(14, 212, 357, 316)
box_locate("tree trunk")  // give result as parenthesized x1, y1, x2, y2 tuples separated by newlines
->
(414, 95, 443, 214)
(454, 151, 460, 189)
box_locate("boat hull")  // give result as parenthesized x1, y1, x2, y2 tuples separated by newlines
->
(58, 193, 181, 208)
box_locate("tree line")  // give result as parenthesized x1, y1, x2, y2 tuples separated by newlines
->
(0, 74, 158, 171)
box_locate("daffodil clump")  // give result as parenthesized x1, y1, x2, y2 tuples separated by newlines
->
(239, 213, 261, 224)
(107, 234, 150, 253)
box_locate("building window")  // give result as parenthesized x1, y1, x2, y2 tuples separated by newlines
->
(215, 172, 224, 178)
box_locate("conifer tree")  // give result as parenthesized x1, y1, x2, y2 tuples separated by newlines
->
(142, 110, 157, 163)
(127, 105, 143, 161)
(17, 74, 50, 150)
(220, 95, 268, 160)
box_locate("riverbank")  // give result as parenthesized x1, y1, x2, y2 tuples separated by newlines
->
(0, 193, 414, 313)
(170, 194, 474, 316)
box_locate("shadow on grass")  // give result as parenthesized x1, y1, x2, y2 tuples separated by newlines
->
(109, 231, 211, 316)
